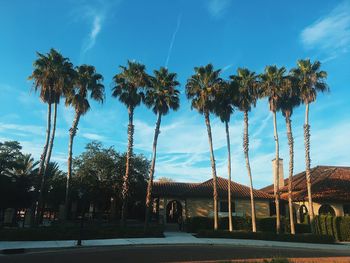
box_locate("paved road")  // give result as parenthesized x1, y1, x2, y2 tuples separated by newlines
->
(2, 244, 350, 263)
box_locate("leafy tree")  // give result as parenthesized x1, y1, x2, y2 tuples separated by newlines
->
(290, 59, 328, 222)
(230, 68, 259, 232)
(112, 60, 149, 225)
(260, 65, 288, 234)
(186, 64, 222, 230)
(64, 64, 105, 219)
(0, 141, 23, 176)
(72, 142, 149, 221)
(143, 67, 180, 228)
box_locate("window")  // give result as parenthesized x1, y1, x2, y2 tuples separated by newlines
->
(318, 204, 335, 216)
(269, 201, 287, 216)
(220, 201, 235, 213)
(299, 205, 309, 224)
(343, 204, 350, 216)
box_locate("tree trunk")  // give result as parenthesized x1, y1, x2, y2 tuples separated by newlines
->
(204, 110, 219, 230)
(145, 113, 162, 229)
(304, 103, 314, 221)
(225, 120, 233, 232)
(285, 112, 296, 235)
(33, 102, 51, 225)
(36, 102, 57, 224)
(121, 106, 134, 227)
(272, 111, 281, 234)
(243, 111, 256, 232)
(64, 110, 81, 220)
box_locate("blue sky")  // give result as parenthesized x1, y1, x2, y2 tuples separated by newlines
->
(1, 0, 350, 188)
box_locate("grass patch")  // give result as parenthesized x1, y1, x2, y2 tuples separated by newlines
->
(196, 230, 335, 244)
(0, 224, 164, 241)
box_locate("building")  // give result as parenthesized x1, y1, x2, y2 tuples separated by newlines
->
(152, 177, 273, 224)
(261, 165, 350, 222)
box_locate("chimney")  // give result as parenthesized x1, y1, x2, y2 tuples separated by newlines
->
(272, 158, 284, 193)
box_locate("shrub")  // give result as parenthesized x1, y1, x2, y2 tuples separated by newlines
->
(185, 216, 252, 232)
(185, 216, 311, 234)
(295, 223, 311, 234)
(313, 215, 350, 241)
(196, 230, 335, 244)
(0, 224, 164, 241)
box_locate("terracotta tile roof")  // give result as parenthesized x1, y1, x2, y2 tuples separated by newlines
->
(152, 181, 200, 197)
(153, 176, 273, 200)
(260, 166, 350, 202)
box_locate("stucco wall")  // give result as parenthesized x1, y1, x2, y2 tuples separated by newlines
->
(185, 198, 270, 218)
(294, 201, 345, 223)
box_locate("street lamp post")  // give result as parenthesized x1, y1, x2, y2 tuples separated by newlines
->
(77, 189, 84, 246)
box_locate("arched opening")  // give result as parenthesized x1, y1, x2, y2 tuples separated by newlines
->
(318, 204, 335, 216)
(299, 205, 309, 224)
(166, 200, 182, 223)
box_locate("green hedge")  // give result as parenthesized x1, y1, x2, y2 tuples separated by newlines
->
(0, 225, 164, 241)
(196, 230, 335, 244)
(185, 216, 311, 234)
(313, 215, 350, 241)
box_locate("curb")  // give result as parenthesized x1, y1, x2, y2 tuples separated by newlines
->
(1, 248, 27, 255)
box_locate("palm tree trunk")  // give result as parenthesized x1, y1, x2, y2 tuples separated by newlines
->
(144, 113, 162, 229)
(285, 112, 295, 235)
(243, 111, 256, 232)
(44, 102, 57, 169)
(304, 103, 314, 221)
(36, 102, 57, 224)
(204, 110, 219, 230)
(121, 106, 134, 227)
(33, 102, 51, 225)
(64, 110, 81, 220)
(225, 120, 233, 232)
(272, 111, 281, 234)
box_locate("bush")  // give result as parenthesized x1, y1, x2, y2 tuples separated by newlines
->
(295, 223, 311, 233)
(0, 224, 164, 241)
(185, 216, 252, 233)
(313, 215, 350, 241)
(196, 230, 335, 244)
(185, 216, 310, 234)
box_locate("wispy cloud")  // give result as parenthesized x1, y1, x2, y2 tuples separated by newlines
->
(81, 14, 103, 56)
(81, 132, 105, 141)
(165, 14, 182, 68)
(300, 1, 350, 60)
(80, 11, 104, 59)
(206, 0, 231, 18)
(78, 0, 121, 61)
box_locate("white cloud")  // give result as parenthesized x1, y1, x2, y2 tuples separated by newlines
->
(81, 132, 106, 141)
(81, 14, 104, 56)
(300, 1, 350, 60)
(206, 0, 231, 18)
(165, 14, 182, 68)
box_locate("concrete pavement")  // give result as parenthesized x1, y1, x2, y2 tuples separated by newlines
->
(1, 231, 349, 252)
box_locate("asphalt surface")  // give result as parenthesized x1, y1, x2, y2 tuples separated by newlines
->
(2, 244, 350, 263)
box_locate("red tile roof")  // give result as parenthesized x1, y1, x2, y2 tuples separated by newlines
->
(261, 166, 350, 202)
(153, 176, 273, 200)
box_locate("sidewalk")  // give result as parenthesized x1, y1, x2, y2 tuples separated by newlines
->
(1, 232, 349, 252)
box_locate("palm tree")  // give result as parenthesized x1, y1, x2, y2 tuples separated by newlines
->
(230, 68, 259, 232)
(186, 64, 222, 230)
(213, 81, 236, 232)
(143, 67, 180, 229)
(260, 65, 288, 234)
(112, 60, 148, 226)
(277, 76, 301, 234)
(29, 48, 75, 224)
(64, 65, 105, 219)
(290, 59, 328, 222)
